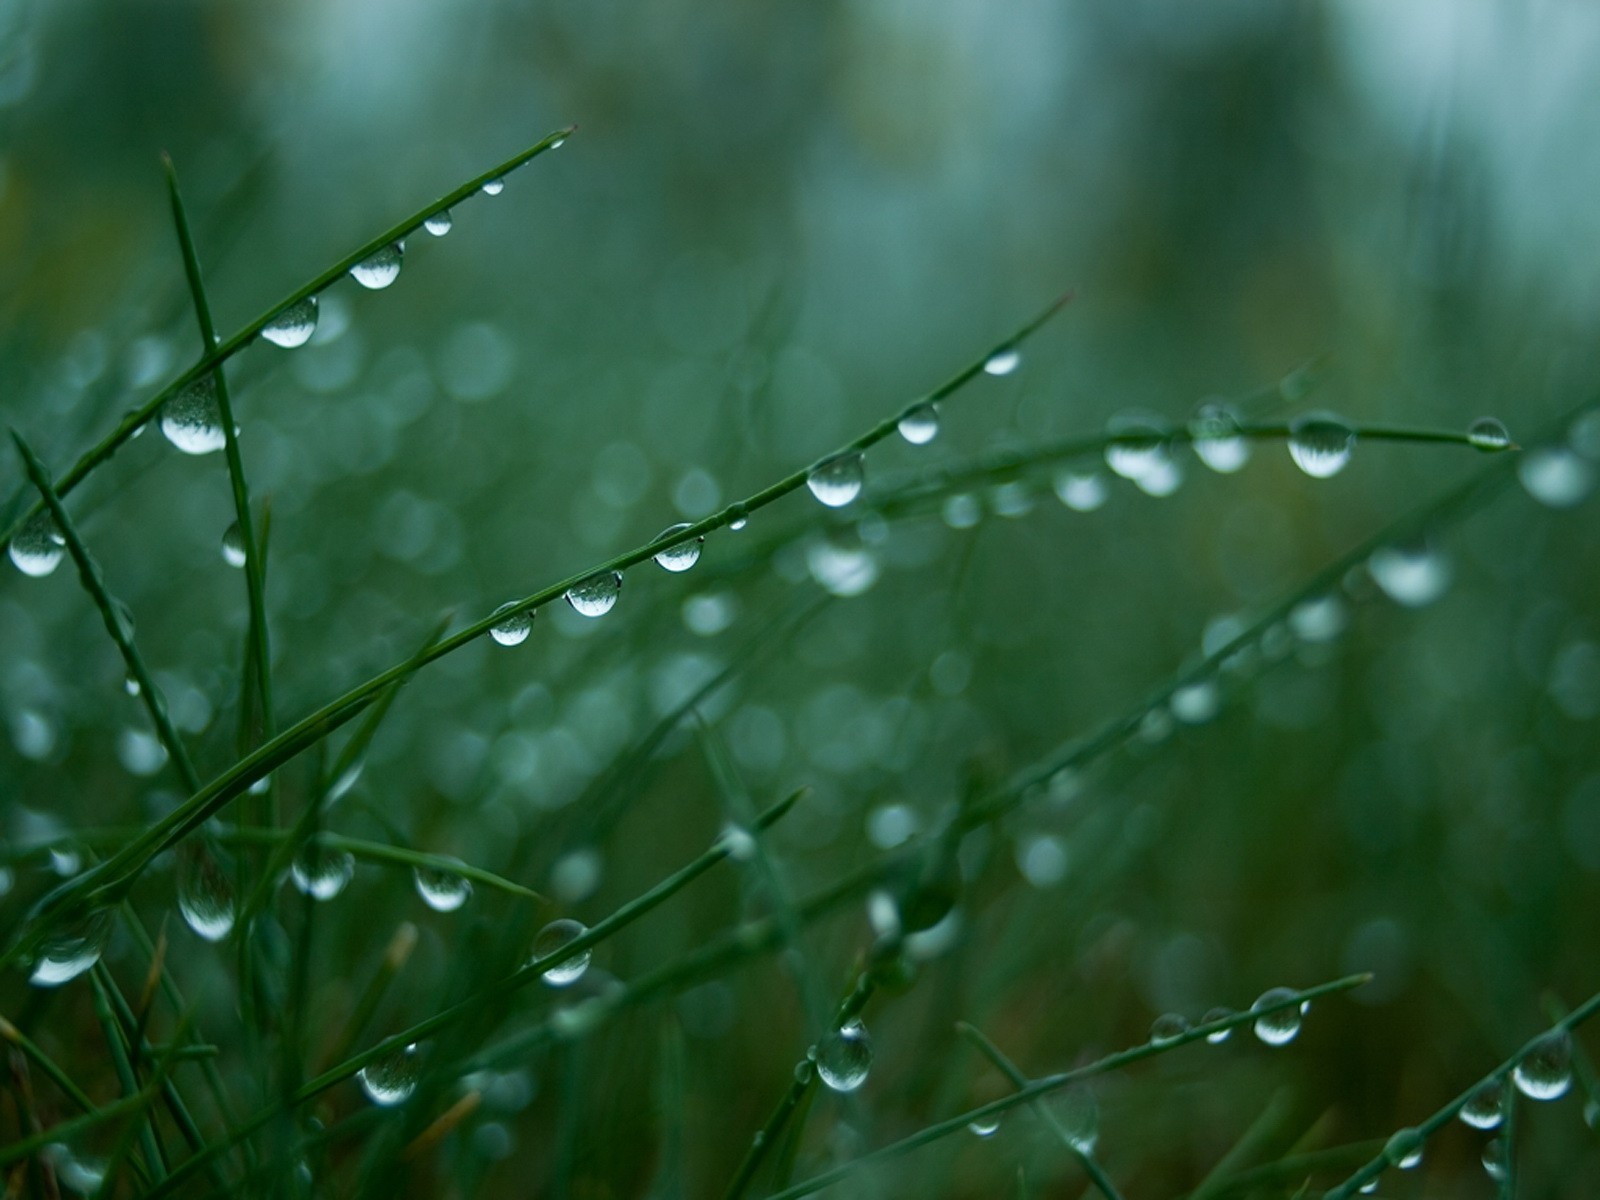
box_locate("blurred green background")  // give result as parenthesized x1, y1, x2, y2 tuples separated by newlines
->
(3, 0, 1600, 1195)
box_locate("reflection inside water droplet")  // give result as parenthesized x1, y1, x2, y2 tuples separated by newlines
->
(806, 454, 865, 508)
(413, 865, 472, 912)
(349, 243, 403, 290)
(533, 918, 591, 986)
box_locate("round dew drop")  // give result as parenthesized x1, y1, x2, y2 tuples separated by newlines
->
(177, 850, 236, 942)
(1201, 1006, 1235, 1044)
(968, 1116, 1000, 1138)
(29, 908, 112, 988)
(1287, 412, 1356, 478)
(806, 453, 865, 508)
(261, 295, 318, 349)
(349, 243, 403, 290)
(815, 1019, 872, 1093)
(1053, 470, 1107, 513)
(1251, 987, 1303, 1046)
(221, 521, 247, 568)
(8, 512, 65, 578)
(481, 177, 505, 196)
(1519, 447, 1595, 509)
(413, 865, 472, 912)
(161, 375, 227, 455)
(1459, 1079, 1504, 1130)
(1468, 416, 1512, 452)
(1104, 417, 1170, 482)
(424, 210, 453, 237)
(1150, 1012, 1190, 1046)
(1368, 543, 1451, 608)
(488, 602, 535, 647)
(983, 348, 1021, 376)
(1384, 1127, 1424, 1169)
(1190, 403, 1251, 474)
(358, 1043, 419, 1106)
(565, 571, 623, 618)
(1512, 1030, 1573, 1101)
(291, 844, 354, 901)
(1482, 1138, 1508, 1182)
(532, 918, 591, 987)
(897, 402, 940, 445)
(652, 523, 704, 573)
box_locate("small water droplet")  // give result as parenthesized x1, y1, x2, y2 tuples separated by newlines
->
(806, 453, 865, 508)
(897, 402, 940, 445)
(816, 1019, 872, 1092)
(1251, 987, 1303, 1046)
(349, 243, 403, 290)
(261, 295, 318, 349)
(652, 523, 704, 573)
(221, 521, 247, 568)
(1053, 471, 1107, 513)
(1482, 1137, 1508, 1181)
(1053, 1085, 1099, 1153)
(1288, 595, 1347, 643)
(1171, 681, 1219, 724)
(1358, 1181, 1377, 1195)
(968, 1115, 1001, 1138)
(1150, 1013, 1190, 1046)
(161, 375, 226, 455)
(1467, 416, 1511, 452)
(8, 512, 65, 578)
(1512, 1030, 1572, 1101)
(178, 848, 235, 942)
(1519, 446, 1594, 508)
(1384, 1127, 1423, 1169)
(29, 908, 111, 987)
(1459, 1079, 1504, 1130)
(413, 865, 472, 912)
(1133, 457, 1184, 498)
(1287, 413, 1356, 478)
(565, 571, 623, 618)
(124, 675, 141, 696)
(358, 1042, 419, 1106)
(1190, 402, 1251, 474)
(424, 210, 453, 237)
(1368, 542, 1452, 608)
(727, 504, 749, 531)
(806, 538, 879, 597)
(1105, 415, 1171, 482)
(983, 348, 1021, 376)
(943, 493, 981, 528)
(291, 843, 354, 901)
(481, 177, 505, 196)
(1201, 1006, 1235, 1043)
(719, 824, 757, 862)
(532, 918, 591, 986)
(488, 602, 535, 647)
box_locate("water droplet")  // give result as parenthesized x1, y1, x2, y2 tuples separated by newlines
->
(1190, 403, 1251, 474)
(1459, 1080, 1504, 1130)
(1512, 1030, 1572, 1100)
(806, 538, 879, 597)
(221, 521, 246, 568)
(532, 918, 591, 986)
(178, 848, 236, 942)
(291, 843, 354, 901)
(1519, 447, 1594, 508)
(29, 908, 111, 987)
(261, 295, 318, 349)
(424, 210, 453, 237)
(1368, 542, 1452, 608)
(1482, 1137, 1508, 1182)
(1133, 456, 1184, 498)
(1053, 1085, 1099, 1153)
(1201, 1006, 1235, 1043)
(898, 402, 940, 445)
(565, 571, 622, 618)
(124, 675, 141, 696)
(727, 505, 749, 531)
(1287, 413, 1356, 478)
(1053, 471, 1107, 513)
(1384, 1127, 1423, 1169)
(488, 602, 535, 647)
(413, 865, 472, 912)
(481, 177, 505, 196)
(990, 480, 1035, 517)
(815, 1019, 872, 1092)
(8, 511, 65, 578)
(1358, 1181, 1377, 1195)
(1288, 595, 1347, 643)
(983, 348, 1021, 376)
(160, 375, 226, 455)
(806, 453, 865, 508)
(1251, 987, 1303, 1046)
(1105, 415, 1171, 482)
(942, 493, 981, 528)
(1467, 416, 1511, 452)
(719, 824, 757, 862)
(349, 243, 403, 290)
(968, 1115, 1001, 1138)
(652, 523, 704, 573)
(358, 1042, 419, 1106)
(1150, 1013, 1190, 1045)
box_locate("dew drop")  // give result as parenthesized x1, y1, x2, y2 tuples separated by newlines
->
(1053, 471, 1107, 513)
(652, 523, 704, 573)
(1511, 1029, 1572, 1100)
(221, 521, 247, 568)
(532, 918, 591, 986)
(177, 848, 236, 942)
(160, 375, 226, 455)
(565, 571, 622, 618)
(942, 493, 981, 528)
(1368, 542, 1452, 608)
(1467, 416, 1511, 452)
(1133, 456, 1184, 498)
(968, 1115, 1001, 1138)
(124, 675, 141, 696)
(1519, 447, 1594, 508)
(1384, 1127, 1423, 1169)
(1459, 1079, 1504, 1130)
(413, 865, 472, 912)
(424, 210, 453, 237)
(1105, 415, 1170, 482)
(1358, 1182, 1377, 1195)
(806, 538, 879, 597)
(358, 1042, 419, 1106)
(1190, 403, 1251, 474)
(727, 505, 750, 532)
(1150, 1012, 1190, 1046)
(1482, 1137, 1508, 1182)
(291, 844, 354, 901)
(488, 602, 535, 647)
(261, 296, 318, 349)
(349, 243, 403, 290)
(28, 908, 111, 987)
(1053, 1085, 1099, 1153)
(1201, 1006, 1235, 1044)
(1251, 987, 1303, 1046)
(983, 348, 1021, 376)
(1288, 594, 1347, 643)
(1171, 681, 1219, 724)
(8, 511, 65, 578)
(806, 453, 865, 508)
(815, 1019, 872, 1092)
(481, 177, 505, 196)
(897, 402, 940, 445)
(1287, 413, 1356, 478)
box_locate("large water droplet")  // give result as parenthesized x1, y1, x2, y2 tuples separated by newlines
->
(1368, 542, 1452, 608)
(291, 843, 355, 901)
(221, 521, 247, 568)
(1482, 1137, 1508, 1181)
(1459, 1079, 1504, 1130)
(533, 918, 591, 987)
(349, 243, 403, 290)
(1133, 456, 1184, 498)
(565, 571, 622, 618)
(29, 908, 111, 987)
(1105, 415, 1170, 482)
(1384, 1127, 1423, 1169)
(897, 402, 940, 445)
(161, 375, 226, 455)
(1512, 1030, 1572, 1100)
(1201, 1006, 1235, 1044)
(423, 210, 453, 237)
(1287, 413, 1355, 478)
(815, 1019, 872, 1092)
(806, 454, 865, 508)
(261, 296, 318, 349)
(358, 1042, 419, 1106)
(178, 849, 236, 942)
(1053, 471, 1107, 513)
(488, 602, 535, 647)
(1251, 987, 1303, 1046)
(481, 177, 505, 196)
(1467, 416, 1512, 452)
(1519, 447, 1594, 508)
(413, 865, 472, 912)
(983, 348, 1021, 376)
(1190, 403, 1251, 474)
(652, 524, 704, 573)
(8, 512, 65, 578)
(1150, 1013, 1190, 1046)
